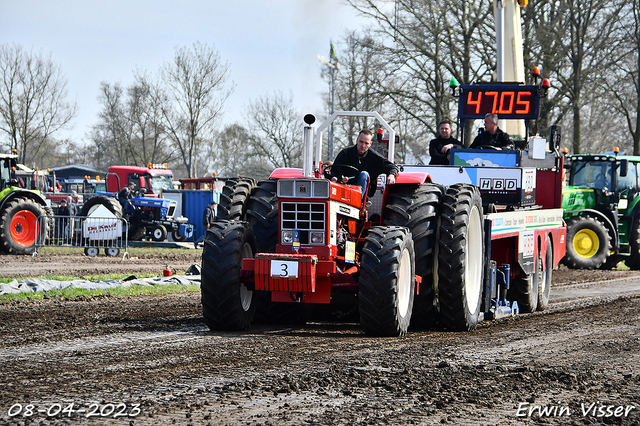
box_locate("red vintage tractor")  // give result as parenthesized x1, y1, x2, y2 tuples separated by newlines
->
(201, 107, 566, 336)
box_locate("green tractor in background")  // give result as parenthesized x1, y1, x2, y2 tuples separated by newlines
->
(0, 153, 49, 254)
(562, 151, 640, 269)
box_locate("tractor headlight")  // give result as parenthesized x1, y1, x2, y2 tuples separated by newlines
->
(310, 231, 324, 244)
(282, 230, 293, 244)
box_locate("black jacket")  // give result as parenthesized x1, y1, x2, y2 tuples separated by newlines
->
(470, 128, 514, 150)
(202, 205, 216, 228)
(118, 186, 134, 200)
(331, 145, 399, 197)
(429, 136, 462, 165)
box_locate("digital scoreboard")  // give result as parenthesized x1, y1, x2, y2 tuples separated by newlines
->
(459, 84, 541, 120)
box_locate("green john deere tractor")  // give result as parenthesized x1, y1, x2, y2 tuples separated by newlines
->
(0, 153, 49, 254)
(562, 152, 640, 269)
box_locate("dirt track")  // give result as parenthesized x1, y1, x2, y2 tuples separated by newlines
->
(0, 252, 639, 425)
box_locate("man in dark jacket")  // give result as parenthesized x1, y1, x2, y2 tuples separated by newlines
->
(429, 119, 461, 165)
(470, 113, 514, 149)
(118, 182, 136, 216)
(57, 199, 70, 240)
(202, 201, 217, 230)
(331, 129, 399, 201)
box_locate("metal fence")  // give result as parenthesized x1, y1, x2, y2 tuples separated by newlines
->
(34, 215, 129, 259)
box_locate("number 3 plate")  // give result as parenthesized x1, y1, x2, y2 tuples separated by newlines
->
(271, 260, 299, 278)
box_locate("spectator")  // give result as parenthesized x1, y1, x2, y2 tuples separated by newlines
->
(57, 199, 70, 241)
(429, 119, 461, 165)
(202, 200, 217, 230)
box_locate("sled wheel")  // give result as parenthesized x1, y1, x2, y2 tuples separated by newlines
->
(151, 225, 167, 242)
(84, 247, 99, 257)
(509, 270, 538, 313)
(383, 183, 443, 329)
(564, 215, 610, 269)
(201, 221, 256, 331)
(437, 184, 484, 331)
(537, 238, 553, 311)
(0, 197, 47, 255)
(359, 226, 415, 337)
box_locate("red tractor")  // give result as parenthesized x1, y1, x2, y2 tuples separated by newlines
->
(201, 104, 565, 336)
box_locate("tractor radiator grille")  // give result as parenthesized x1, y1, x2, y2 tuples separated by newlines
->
(281, 202, 325, 244)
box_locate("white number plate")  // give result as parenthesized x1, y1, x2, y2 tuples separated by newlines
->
(270, 260, 299, 278)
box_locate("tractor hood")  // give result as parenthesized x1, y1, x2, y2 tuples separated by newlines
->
(562, 186, 597, 213)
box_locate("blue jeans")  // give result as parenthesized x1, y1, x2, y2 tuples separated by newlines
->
(357, 171, 370, 202)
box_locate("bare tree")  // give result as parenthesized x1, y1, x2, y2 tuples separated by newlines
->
(90, 82, 129, 165)
(602, 0, 640, 154)
(0, 44, 77, 164)
(245, 91, 303, 174)
(343, 0, 493, 146)
(144, 42, 234, 178)
(209, 123, 269, 179)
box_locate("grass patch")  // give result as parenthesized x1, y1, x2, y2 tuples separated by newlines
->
(0, 283, 200, 303)
(0, 272, 159, 284)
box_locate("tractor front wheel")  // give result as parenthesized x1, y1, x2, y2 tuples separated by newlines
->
(201, 221, 257, 331)
(359, 226, 415, 337)
(564, 216, 611, 269)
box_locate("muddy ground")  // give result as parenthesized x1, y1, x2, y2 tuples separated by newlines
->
(0, 251, 639, 425)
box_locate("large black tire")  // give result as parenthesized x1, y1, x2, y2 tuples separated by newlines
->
(537, 238, 553, 311)
(383, 183, 443, 329)
(78, 195, 123, 218)
(245, 179, 278, 253)
(201, 221, 257, 331)
(626, 217, 640, 270)
(359, 226, 416, 337)
(0, 197, 47, 255)
(564, 215, 611, 269)
(217, 178, 256, 221)
(508, 271, 538, 313)
(437, 184, 484, 331)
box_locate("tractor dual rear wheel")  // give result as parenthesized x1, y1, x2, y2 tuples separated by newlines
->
(436, 184, 484, 331)
(0, 197, 47, 255)
(359, 226, 415, 337)
(383, 183, 443, 329)
(201, 221, 257, 331)
(564, 215, 611, 269)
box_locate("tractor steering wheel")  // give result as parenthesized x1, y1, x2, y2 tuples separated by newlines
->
(330, 164, 360, 181)
(475, 145, 502, 150)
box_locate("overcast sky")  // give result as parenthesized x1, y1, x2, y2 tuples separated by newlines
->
(1, 0, 365, 144)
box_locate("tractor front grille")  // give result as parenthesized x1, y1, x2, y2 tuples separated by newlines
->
(281, 202, 325, 244)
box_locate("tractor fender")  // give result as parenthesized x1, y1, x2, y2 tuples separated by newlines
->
(269, 168, 303, 179)
(565, 208, 619, 249)
(394, 171, 431, 184)
(0, 188, 47, 212)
